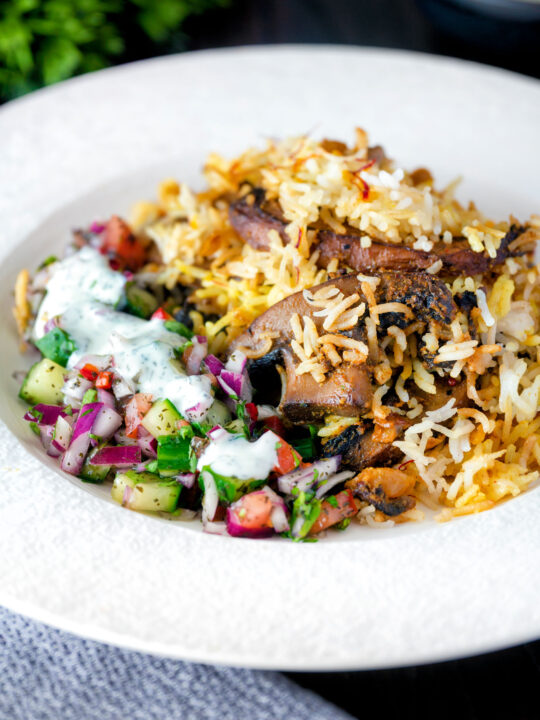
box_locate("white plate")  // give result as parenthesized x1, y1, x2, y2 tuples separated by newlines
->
(1, 46, 540, 670)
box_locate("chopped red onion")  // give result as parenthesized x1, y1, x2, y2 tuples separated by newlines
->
(202, 519, 228, 535)
(61, 402, 103, 475)
(137, 432, 157, 458)
(39, 426, 61, 457)
(207, 425, 228, 442)
(218, 370, 253, 403)
(112, 375, 136, 400)
(73, 354, 112, 372)
(314, 470, 355, 498)
(43, 316, 60, 334)
(97, 389, 116, 408)
(201, 470, 218, 521)
(24, 403, 67, 426)
(256, 405, 280, 420)
(51, 415, 73, 453)
(176, 473, 196, 489)
(277, 456, 341, 495)
(185, 395, 213, 423)
(270, 505, 290, 533)
(225, 350, 247, 375)
(92, 405, 122, 441)
(185, 336, 207, 376)
(89, 221, 106, 234)
(114, 429, 138, 446)
(90, 445, 141, 467)
(203, 355, 224, 377)
(263, 486, 290, 532)
(62, 375, 93, 406)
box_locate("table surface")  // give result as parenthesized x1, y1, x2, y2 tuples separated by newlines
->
(182, 1, 540, 716)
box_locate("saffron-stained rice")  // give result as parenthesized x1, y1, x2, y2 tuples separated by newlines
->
(139, 127, 540, 525)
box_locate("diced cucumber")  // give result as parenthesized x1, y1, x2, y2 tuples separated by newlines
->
(125, 470, 161, 484)
(129, 482, 181, 513)
(124, 282, 158, 319)
(111, 471, 136, 504)
(141, 399, 182, 438)
(35, 328, 76, 367)
(157, 434, 194, 473)
(79, 458, 111, 484)
(205, 400, 232, 427)
(19, 358, 65, 405)
(111, 471, 181, 513)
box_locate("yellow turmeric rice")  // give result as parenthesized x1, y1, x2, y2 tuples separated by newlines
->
(130, 128, 540, 524)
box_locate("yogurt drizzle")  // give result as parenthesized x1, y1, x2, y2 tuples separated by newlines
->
(33, 247, 213, 419)
(197, 431, 278, 480)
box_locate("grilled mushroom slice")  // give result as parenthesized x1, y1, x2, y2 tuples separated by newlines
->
(230, 272, 457, 424)
(229, 188, 527, 276)
(346, 467, 416, 517)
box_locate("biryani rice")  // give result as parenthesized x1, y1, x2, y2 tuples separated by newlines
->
(134, 128, 540, 524)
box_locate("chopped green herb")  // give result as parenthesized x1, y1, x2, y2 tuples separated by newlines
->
(35, 327, 77, 367)
(38, 255, 58, 269)
(234, 400, 250, 438)
(327, 495, 339, 508)
(164, 320, 194, 339)
(290, 490, 321, 541)
(82, 388, 98, 406)
(291, 424, 319, 460)
(200, 466, 264, 504)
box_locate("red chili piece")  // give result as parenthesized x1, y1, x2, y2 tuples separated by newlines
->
(151, 307, 174, 321)
(80, 364, 99, 382)
(245, 403, 258, 422)
(95, 371, 113, 389)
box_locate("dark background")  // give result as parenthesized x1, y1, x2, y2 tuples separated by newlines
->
(183, 0, 540, 79)
(182, 1, 540, 718)
(3, 0, 538, 717)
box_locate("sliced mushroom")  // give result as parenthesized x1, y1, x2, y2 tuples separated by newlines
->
(346, 467, 416, 517)
(230, 272, 457, 424)
(321, 423, 405, 471)
(229, 188, 526, 276)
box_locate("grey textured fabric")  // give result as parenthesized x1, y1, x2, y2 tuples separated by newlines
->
(0, 606, 351, 720)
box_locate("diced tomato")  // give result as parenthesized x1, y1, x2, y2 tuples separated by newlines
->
(309, 490, 359, 536)
(80, 363, 99, 382)
(273, 437, 303, 475)
(261, 415, 286, 437)
(245, 403, 258, 423)
(125, 393, 153, 438)
(102, 215, 146, 271)
(226, 491, 274, 538)
(151, 307, 174, 321)
(95, 371, 113, 389)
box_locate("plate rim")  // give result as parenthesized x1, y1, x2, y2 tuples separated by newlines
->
(1, 44, 540, 671)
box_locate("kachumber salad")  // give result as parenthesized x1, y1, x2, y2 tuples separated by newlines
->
(14, 128, 540, 540)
